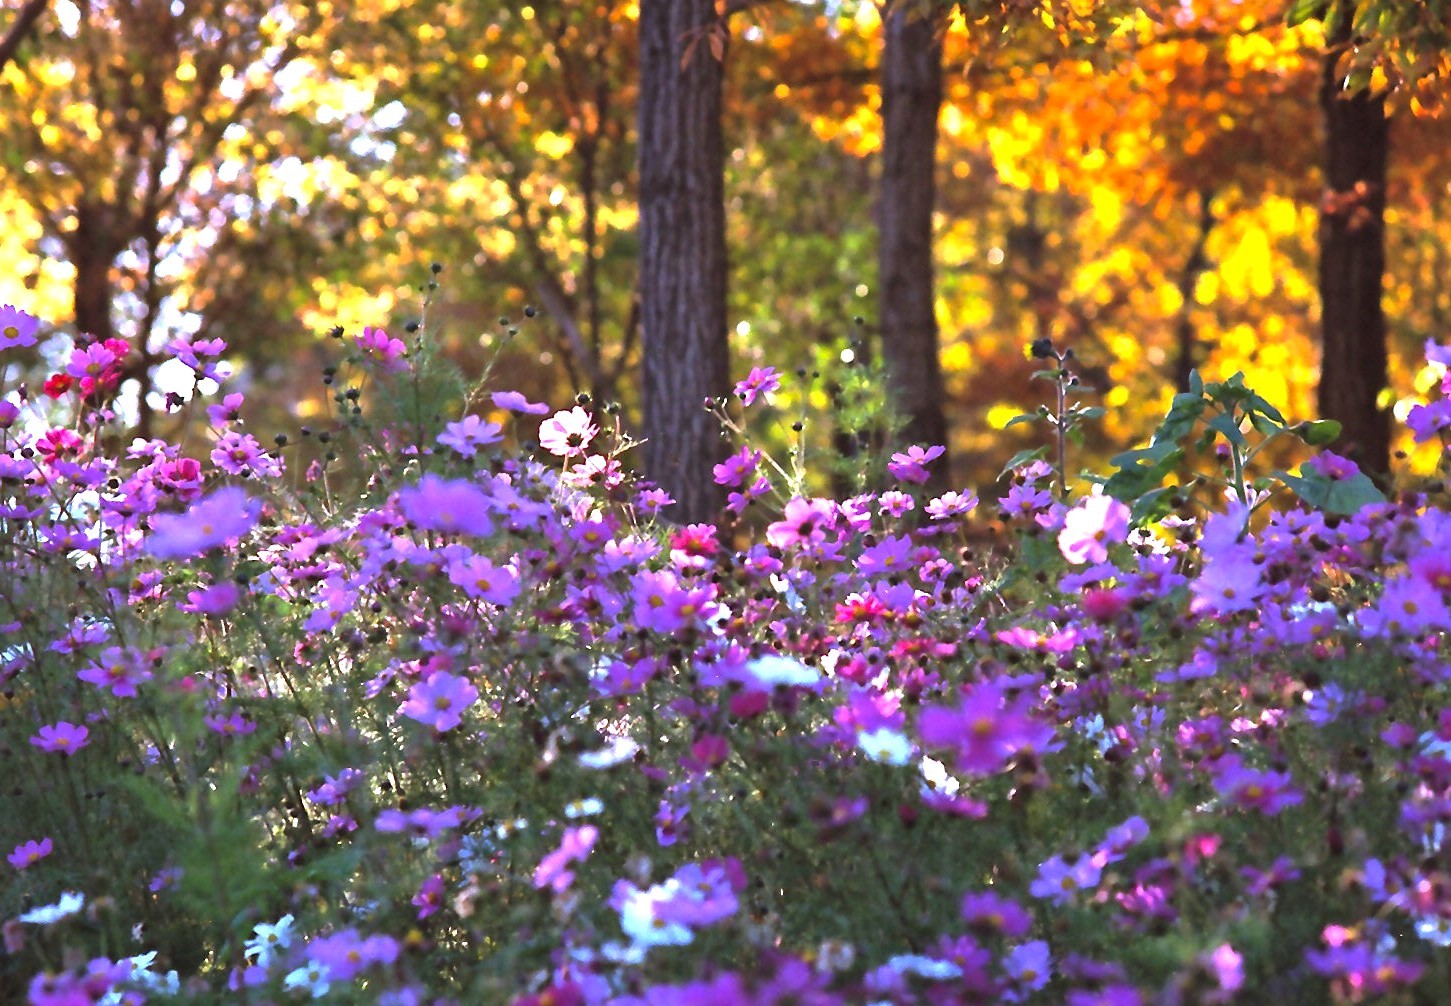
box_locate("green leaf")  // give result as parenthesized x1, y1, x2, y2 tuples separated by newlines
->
(1188, 370, 1204, 396)
(1104, 442, 1184, 503)
(1207, 411, 1247, 448)
(1275, 468, 1385, 515)
(997, 446, 1050, 481)
(1129, 486, 1177, 526)
(1072, 405, 1107, 420)
(1003, 412, 1041, 430)
(1297, 419, 1342, 447)
(1286, 0, 1323, 26)
(1151, 393, 1208, 446)
(1245, 392, 1286, 425)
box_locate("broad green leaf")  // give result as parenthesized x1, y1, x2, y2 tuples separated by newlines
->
(1207, 411, 1247, 447)
(1276, 468, 1385, 515)
(1297, 419, 1342, 446)
(1003, 412, 1041, 430)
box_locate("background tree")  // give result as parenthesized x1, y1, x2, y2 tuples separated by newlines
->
(0, 0, 339, 436)
(637, 0, 731, 521)
(877, 0, 950, 493)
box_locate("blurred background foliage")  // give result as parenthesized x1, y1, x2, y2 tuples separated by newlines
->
(2, 0, 1450, 498)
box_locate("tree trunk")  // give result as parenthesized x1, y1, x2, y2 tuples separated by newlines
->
(1317, 5, 1390, 476)
(637, 0, 730, 523)
(878, 2, 949, 495)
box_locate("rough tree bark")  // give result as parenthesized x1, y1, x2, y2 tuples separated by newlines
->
(878, 2, 949, 495)
(637, 0, 730, 523)
(1317, 3, 1390, 476)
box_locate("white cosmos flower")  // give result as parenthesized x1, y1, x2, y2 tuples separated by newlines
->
(18, 891, 85, 925)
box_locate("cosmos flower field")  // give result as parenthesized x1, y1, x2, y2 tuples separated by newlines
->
(5, 302, 1451, 1004)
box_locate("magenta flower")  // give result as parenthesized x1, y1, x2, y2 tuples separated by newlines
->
(713, 445, 761, 487)
(354, 326, 408, 372)
(144, 487, 260, 560)
(917, 679, 1054, 777)
(399, 670, 479, 731)
(396, 474, 495, 537)
(1058, 493, 1130, 565)
(30, 721, 90, 755)
(887, 444, 945, 484)
(491, 390, 551, 414)
(437, 415, 503, 457)
(8, 837, 53, 870)
(654, 860, 744, 926)
(0, 304, 40, 350)
(533, 824, 599, 893)
(538, 406, 598, 457)
(734, 366, 780, 407)
(413, 874, 446, 919)
(960, 891, 1032, 938)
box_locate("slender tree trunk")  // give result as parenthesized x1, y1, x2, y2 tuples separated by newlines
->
(68, 200, 117, 346)
(637, 0, 730, 523)
(878, 2, 949, 495)
(1317, 4, 1390, 475)
(1172, 189, 1215, 394)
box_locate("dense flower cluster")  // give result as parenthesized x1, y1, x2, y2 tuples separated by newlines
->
(3, 305, 1451, 1004)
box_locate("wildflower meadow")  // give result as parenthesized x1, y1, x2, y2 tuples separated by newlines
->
(6, 300, 1451, 1005)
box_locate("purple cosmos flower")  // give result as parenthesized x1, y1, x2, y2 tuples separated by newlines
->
(8, 837, 53, 870)
(917, 679, 1054, 777)
(0, 304, 40, 350)
(374, 805, 476, 838)
(76, 646, 152, 698)
(396, 474, 495, 537)
(144, 487, 260, 560)
(491, 390, 551, 414)
(306, 928, 399, 982)
(30, 721, 90, 756)
(1029, 853, 1103, 905)
(713, 445, 761, 487)
(437, 415, 503, 457)
(734, 366, 780, 406)
(887, 444, 945, 484)
(654, 859, 744, 926)
(1058, 493, 1131, 565)
(960, 891, 1032, 938)
(399, 670, 479, 732)
(1210, 756, 1303, 815)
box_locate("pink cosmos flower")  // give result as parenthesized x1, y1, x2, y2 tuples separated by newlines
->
(413, 874, 446, 919)
(734, 366, 780, 407)
(8, 837, 53, 870)
(446, 553, 521, 606)
(1058, 493, 1130, 565)
(887, 444, 945, 484)
(399, 670, 479, 732)
(144, 487, 260, 560)
(491, 390, 551, 415)
(538, 406, 598, 457)
(211, 431, 282, 478)
(30, 721, 90, 755)
(0, 304, 40, 350)
(354, 326, 408, 372)
(533, 825, 599, 893)
(766, 497, 837, 550)
(437, 415, 503, 457)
